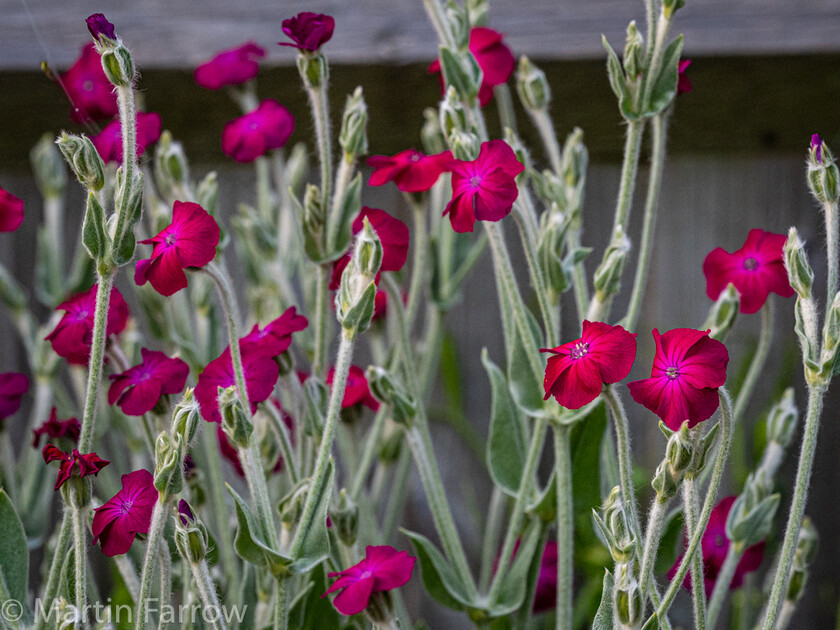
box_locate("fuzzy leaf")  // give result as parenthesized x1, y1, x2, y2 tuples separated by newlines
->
(331, 173, 362, 258)
(0, 491, 28, 605)
(82, 192, 109, 261)
(226, 484, 290, 574)
(403, 529, 474, 611)
(507, 308, 550, 418)
(291, 460, 335, 574)
(645, 35, 684, 116)
(527, 469, 557, 524)
(602, 36, 637, 120)
(593, 569, 615, 630)
(491, 520, 541, 616)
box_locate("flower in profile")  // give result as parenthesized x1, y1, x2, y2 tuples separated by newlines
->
(541, 321, 637, 409)
(85, 13, 116, 42)
(0, 187, 24, 233)
(323, 545, 416, 616)
(677, 59, 692, 95)
(240, 306, 309, 359)
(222, 99, 295, 163)
(42, 444, 109, 490)
(0, 372, 29, 420)
(194, 42, 266, 90)
(90, 111, 162, 164)
(367, 149, 453, 193)
(327, 365, 380, 411)
(134, 201, 220, 297)
(92, 469, 158, 556)
(668, 496, 764, 592)
(32, 408, 80, 448)
(444, 139, 524, 233)
(108, 349, 190, 416)
(278, 12, 335, 52)
(59, 43, 119, 123)
(703, 229, 793, 314)
(46, 284, 130, 365)
(628, 328, 729, 431)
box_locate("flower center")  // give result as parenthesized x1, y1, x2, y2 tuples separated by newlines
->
(119, 499, 134, 515)
(743, 257, 758, 271)
(715, 534, 725, 548)
(469, 175, 482, 188)
(665, 366, 680, 380)
(570, 341, 590, 360)
(165, 233, 177, 246)
(83, 80, 94, 92)
(409, 153, 421, 162)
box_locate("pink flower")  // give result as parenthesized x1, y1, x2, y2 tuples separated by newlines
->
(0, 187, 24, 232)
(677, 59, 692, 95)
(194, 42, 266, 90)
(90, 111, 162, 164)
(108, 349, 190, 416)
(59, 43, 119, 123)
(703, 229, 794, 315)
(278, 12, 335, 52)
(0, 372, 29, 420)
(85, 13, 116, 42)
(32, 408, 80, 448)
(541, 321, 637, 409)
(42, 444, 109, 491)
(240, 306, 309, 359)
(367, 149, 453, 193)
(628, 329, 729, 431)
(668, 496, 764, 593)
(134, 201, 220, 297)
(429, 27, 515, 106)
(444, 139, 524, 233)
(92, 469, 157, 556)
(46, 284, 130, 366)
(323, 545, 416, 616)
(327, 365, 379, 411)
(222, 99, 294, 163)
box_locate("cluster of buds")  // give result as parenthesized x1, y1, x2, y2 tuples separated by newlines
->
(155, 390, 202, 500)
(174, 500, 210, 563)
(652, 422, 719, 501)
(335, 219, 382, 339)
(439, 87, 479, 160)
(516, 56, 551, 111)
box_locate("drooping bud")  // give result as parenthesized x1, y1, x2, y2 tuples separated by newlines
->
(339, 87, 368, 159)
(56, 132, 105, 191)
(807, 134, 840, 204)
(153, 131, 191, 202)
(783, 228, 814, 299)
(766, 388, 798, 448)
(296, 52, 329, 88)
(218, 385, 253, 448)
(329, 489, 359, 546)
(593, 225, 631, 302)
(701, 283, 740, 340)
(366, 366, 417, 425)
(623, 22, 645, 80)
(30, 134, 67, 199)
(516, 56, 551, 111)
(154, 432, 184, 497)
(174, 500, 210, 563)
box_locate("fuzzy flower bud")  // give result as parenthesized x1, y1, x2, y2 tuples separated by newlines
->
(336, 219, 382, 338)
(516, 56, 551, 111)
(593, 225, 631, 301)
(303, 183, 325, 229)
(766, 388, 798, 448)
(421, 107, 447, 155)
(623, 22, 645, 80)
(154, 432, 183, 497)
(562, 127, 588, 190)
(339, 87, 368, 159)
(30, 134, 67, 199)
(172, 389, 201, 445)
(783, 228, 814, 299)
(196, 172, 219, 218)
(86, 13, 116, 45)
(366, 366, 417, 425)
(787, 517, 818, 602)
(807, 134, 840, 204)
(450, 130, 481, 161)
(726, 474, 780, 551)
(439, 86, 468, 139)
(438, 46, 482, 103)
(56, 132, 105, 191)
(153, 131, 190, 201)
(593, 487, 636, 563)
(100, 43, 135, 87)
(701, 283, 740, 339)
(614, 563, 643, 627)
(820, 291, 840, 376)
(218, 385, 253, 447)
(296, 53, 328, 88)
(174, 500, 209, 563)
(330, 489, 359, 547)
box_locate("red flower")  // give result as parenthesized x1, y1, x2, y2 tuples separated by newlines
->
(703, 229, 794, 315)
(628, 329, 729, 431)
(108, 349, 190, 416)
(278, 12, 335, 52)
(32, 408, 80, 448)
(367, 149, 453, 193)
(42, 444, 109, 491)
(444, 139, 524, 233)
(323, 545, 416, 616)
(85, 13, 116, 42)
(46, 284, 130, 366)
(240, 306, 309, 359)
(222, 99, 294, 163)
(0, 372, 29, 420)
(92, 469, 157, 556)
(677, 59, 692, 95)
(429, 27, 515, 106)
(541, 321, 637, 409)
(194, 42, 266, 90)
(134, 201, 220, 297)
(0, 187, 24, 232)
(90, 111, 162, 164)
(327, 365, 379, 411)
(59, 43, 119, 123)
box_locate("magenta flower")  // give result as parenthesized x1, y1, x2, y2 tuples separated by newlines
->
(0, 372, 29, 420)
(178, 499, 194, 525)
(134, 201, 220, 297)
(46, 284, 130, 366)
(42, 444, 109, 491)
(444, 139, 524, 233)
(628, 329, 729, 431)
(541, 321, 637, 409)
(327, 365, 380, 411)
(703, 229, 794, 314)
(812, 133, 823, 163)
(222, 99, 294, 163)
(194, 42, 266, 90)
(59, 43, 119, 123)
(32, 408, 81, 448)
(108, 349, 190, 416)
(367, 149, 453, 193)
(323, 545, 416, 616)
(86, 13, 116, 42)
(278, 12, 335, 52)
(668, 496, 764, 592)
(92, 469, 158, 556)
(240, 306, 309, 359)
(677, 59, 692, 95)
(90, 111, 162, 164)
(0, 187, 24, 233)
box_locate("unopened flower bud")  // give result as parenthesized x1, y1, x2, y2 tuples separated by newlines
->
(154, 131, 190, 200)
(766, 388, 798, 448)
(196, 171, 219, 218)
(367, 366, 416, 425)
(662, 0, 686, 19)
(450, 130, 480, 161)
(444, 1, 471, 49)
(438, 46, 481, 102)
(439, 86, 468, 138)
(593, 487, 636, 563)
(531, 169, 564, 206)
(701, 283, 740, 339)
(218, 386, 253, 447)
(623, 22, 644, 80)
(154, 432, 183, 497)
(562, 127, 588, 189)
(86, 13, 117, 45)
(820, 291, 840, 375)
(174, 500, 209, 563)
(172, 389, 201, 445)
(56, 132, 105, 191)
(303, 183, 325, 229)
(303, 376, 329, 437)
(593, 226, 631, 301)
(296, 52, 328, 88)
(516, 56, 551, 111)
(336, 223, 381, 338)
(339, 87, 368, 159)
(329, 489, 359, 546)
(726, 474, 779, 550)
(663, 422, 693, 476)
(787, 517, 818, 602)
(421, 107, 447, 155)
(783, 228, 814, 299)
(378, 421, 403, 462)
(355, 218, 383, 278)
(807, 134, 840, 204)
(614, 565, 643, 627)
(30, 134, 67, 199)
(651, 460, 678, 501)
(101, 44, 135, 87)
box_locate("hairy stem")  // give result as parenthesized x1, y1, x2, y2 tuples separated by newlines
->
(683, 476, 707, 630)
(135, 498, 169, 630)
(554, 425, 574, 630)
(706, 544, 742, 630)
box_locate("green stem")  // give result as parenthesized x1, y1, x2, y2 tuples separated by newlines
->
(114, 553, 141, 603)
(478, 486, 506, 592)
(422, 0, 456, 48)
(734, 299, 774, 423)
(274, 579, 288, 630)
(327, 156, 355, 251)
(35, 514, 71, 630)
(528, 108, 563, 174)
(71, 500, 88, 626)
(683, 476, 708, 630)
(382, 448, 412, 541)
(825, 199, 839, 300)
(611, 120, 645, 238)
(158, 542, 172, 629)
(639, 497, 669, 603)
(603, 387, 641, 544)
(306, 84, 332, 217)
(261, 401, 299, 485)
(405, 201, 429, 332)
(312, 265, 331, 378)
(706, 545, 742, 630)
(116, 85, 137, 188)
(494, 83, 518, 134)
(191, 560, 228, 630)
(641, 15, 673, 112)
(136, 497, 169, 630)
(554, 425, 574, 630)
(513, 207, 558, 347)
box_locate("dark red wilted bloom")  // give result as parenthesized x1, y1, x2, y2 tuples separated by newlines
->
(108, 349, 189, 416)
(86, 13, 116, 42)
(222, 99, 295, 163)
(323, 545, 416, 616)
(812, 133, 823, 163)
(194, 42, 266, 90)
(278, 12, 335, 52)
(60, 43, 119, 123)
(32, 408, 80, 448)
(91, 111, 162, 164)
(541, 321, 637, 409)
(703, 229, 793, 314)
(628, 329, 729, 431)
(46, 284, 130, 366)
(444, 139, 524, 233)
(240, 306, 309, 359)
(327, 365, 379, 411)
(677, 59, 692, 95)
(134, 201, 220, 297)
(92, 469, 157, 556)
(0, 187, 24, 233)
(0, 372, 29, 420)
(42, 444, 109, 491)
(367, 149, 453, 193)
(668, 496, 764, 593)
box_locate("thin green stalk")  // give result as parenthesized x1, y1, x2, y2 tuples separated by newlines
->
(639, 498, 669, 602)
(255, 157, 274, 221)
(825, 199, 839, 300)
(528, 108, 563, 174)
(116, 85, 137, 189)
(445, 232, 489, 295)
(35, 514, 71, 630)
(478, 487, 506, 592)
(382, 448, 412, 541)
(114, 554, 141, 603)
(405, 201, 428, 331)
(327, 155, 355, 250)
(261, 401, 299, 485)
(200, 422, 238, 591)
(644, 0, 657, 61)
(312, 265, 331, 378)
(706, 545, 742, 630)
(603, 387, 641, 543)
(191, 560, 228, 630)
(350, 407, 388, 498)
(71, 500, 88, 625)
(611, 120, 645, 237)
(306, 84, 332, 215)
(554, 425, 574, 630)
(641, 15, 673, 112)
(136, 497, 169, 630)
(513, 207, 558, 347)
(494, 84, 518, 134)
(274, 579, 288, 630)
(158, 542, 172, 629)
(683, 476, 707, 630)
(734, 299, 774, 423)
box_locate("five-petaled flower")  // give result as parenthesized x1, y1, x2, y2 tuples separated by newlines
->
(108, 349, 190, 416)
(0, 372, 29, 420)
(194, 42, 266, 90)
(0, 186, 24, 233)
(367, 149, 453, 193)
(222, 99, 295, 163)
(327, 365, 380, 411)
(703, 229, 794, 314)
(239, 306, 309, 359)
(134, 201, 220, 297)
(32, 408, 81, 448)
(541, 321, 637, 409)
(278, 12, 335, 52)
(323, 545, 416, 616)
(677, 59, 692, 95)
(59, 43, 119, 123)
(92, 469, 158, 556)
(42, 444, 109, 491)
(628, 328, 729, 431)
(90, 111, 162, 164)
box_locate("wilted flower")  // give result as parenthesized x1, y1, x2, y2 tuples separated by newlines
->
(222, 99, 295, 163)
(108, 349, 190, 416)
(92, 469, 158, 556)
(32, 408, 80, 448)
(42, 444, 109, 490)
(194, 42, 266, 90)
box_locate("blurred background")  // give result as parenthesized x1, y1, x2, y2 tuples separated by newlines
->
(2, 0, 840, 628)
